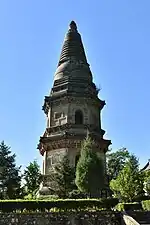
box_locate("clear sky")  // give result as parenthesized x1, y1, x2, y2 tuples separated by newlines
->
(0, 0, 150, 170)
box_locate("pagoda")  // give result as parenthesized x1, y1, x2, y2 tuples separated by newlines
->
(38, 21, 111, 194)
(141, 160, 150, 172)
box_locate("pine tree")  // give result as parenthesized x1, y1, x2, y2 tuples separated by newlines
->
(49, 154, 75, 198)
(0, 141, 22, 199)
(23, 160, 41, 198)
(75, 137, 104, 197)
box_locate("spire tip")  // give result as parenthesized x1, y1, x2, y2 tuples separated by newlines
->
(69, 21, 77, 31)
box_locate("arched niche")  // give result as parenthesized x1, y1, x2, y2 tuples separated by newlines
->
(75, 110, 83, 124)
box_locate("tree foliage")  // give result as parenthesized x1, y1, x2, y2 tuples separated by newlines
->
(0, 141, 22, 199)
(110, 155, 144, 202)
(143, 170, 150, 196)
(49, 154, 75, 198)
(75, 137, 104, 197)
(23, 160, 41, 197)
(106, 148, 133, 181)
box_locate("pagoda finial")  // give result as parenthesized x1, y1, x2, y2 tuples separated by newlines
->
(69, 21, 77, 31)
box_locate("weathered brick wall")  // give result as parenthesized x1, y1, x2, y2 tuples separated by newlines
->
(0, 211, 121, 225)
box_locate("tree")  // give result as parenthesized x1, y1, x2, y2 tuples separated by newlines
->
(110, 155, 144, 202)
(106, 148, 133, 181)
(23, 160, 41, 197)
(0, 141, 22, 199)
(49, 154, 76, 198)
(143, 170, 150, 196)
(75, 137, 104, 197)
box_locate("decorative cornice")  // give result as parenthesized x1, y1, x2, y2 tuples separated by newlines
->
(46, 124, 105, 138)
(42, 95, 105, 115)
(38, 130, 111, 155)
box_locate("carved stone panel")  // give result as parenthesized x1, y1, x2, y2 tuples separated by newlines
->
(50, 103, 68, 127)
(45, 149, 67, 174)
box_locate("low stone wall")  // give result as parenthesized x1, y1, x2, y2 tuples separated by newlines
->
(0, 211, 121, 225)
(125, 211, 150, 225)
(122, 212, 140, 225)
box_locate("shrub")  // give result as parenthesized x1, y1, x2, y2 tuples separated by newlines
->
(142, 200, 150, 211)
(115, 202, 142, 211)
(68, 190, 87, 199)
(0, 198, 118, 212)
(133, 194, 150, 202)
(37, 195, 59, 200)
(24, 194, 36, 200)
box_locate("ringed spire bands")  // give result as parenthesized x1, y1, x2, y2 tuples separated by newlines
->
(54, 21, 91, 82)
(58, 20, 88, 66)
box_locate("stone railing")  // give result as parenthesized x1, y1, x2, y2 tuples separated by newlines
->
(122, 212, 140, 225)
(0, 211, 121, 225)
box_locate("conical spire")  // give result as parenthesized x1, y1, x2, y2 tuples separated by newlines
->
(54, 21, 93, 82)
(58, 21, 88, 66)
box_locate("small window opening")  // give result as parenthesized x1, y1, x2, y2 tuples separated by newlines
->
(54, 112, 62, 119)
(75, 110, 83, 124)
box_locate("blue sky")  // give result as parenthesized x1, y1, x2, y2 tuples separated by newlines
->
(0, 0, 150, 170)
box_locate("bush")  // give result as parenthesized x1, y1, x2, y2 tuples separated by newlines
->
(0, 198, 119, 212)
(68, 190, 87, 199)
(37, 195, 59, 200)
(142, 200, 150, 211)
(133, 194, 150, 202)
(24, 194, 36, 200)
(115, 202, 142, 211)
